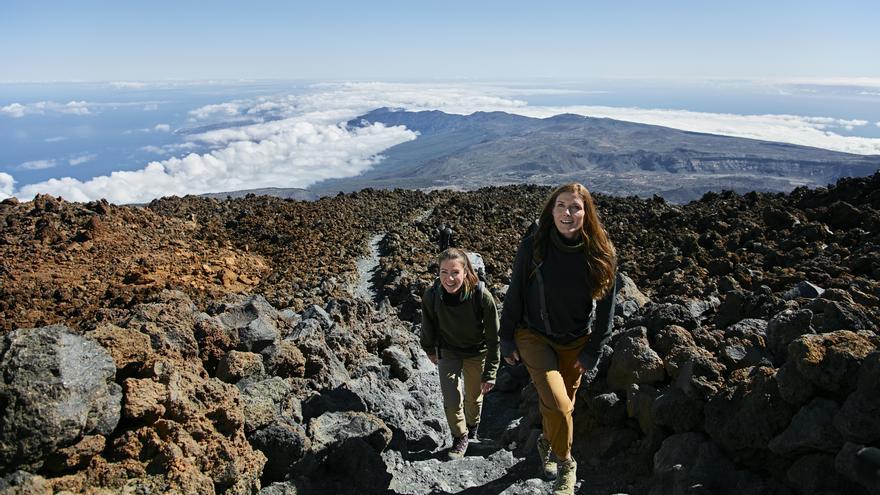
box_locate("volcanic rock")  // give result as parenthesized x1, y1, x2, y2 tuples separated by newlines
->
(607, 327, 666, 391)
(834, 351, 880, 443)
(787, 330, 878, 395)
(704, 366, 795, 455)
(768, 398, 844, 455)
(0, 325, 121, 472)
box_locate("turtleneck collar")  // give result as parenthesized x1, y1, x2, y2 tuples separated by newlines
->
(550, 227, 584, 252)
(441, 286, 467, 306)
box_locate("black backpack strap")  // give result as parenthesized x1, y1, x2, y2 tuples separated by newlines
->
(430, 279, 444, 357)
(473, 281, 485, 330)
(431, 278, 442, 322)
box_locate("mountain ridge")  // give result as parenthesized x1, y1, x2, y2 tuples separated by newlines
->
(301, 108, 880, 202)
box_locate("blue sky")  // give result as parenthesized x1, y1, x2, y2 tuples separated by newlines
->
(2, 1, 880, 203)
(2, 0, 878, 81)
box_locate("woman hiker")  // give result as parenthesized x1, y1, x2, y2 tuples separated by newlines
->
(420, 247, 500, 459)
(500, 183, 618, 495)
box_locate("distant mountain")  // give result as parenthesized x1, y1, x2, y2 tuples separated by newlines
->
(307, 107, 880, 202)
(200, 187, 317, 201)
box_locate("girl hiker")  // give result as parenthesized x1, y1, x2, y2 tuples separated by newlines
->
(420, 248, 500, 459)
(500, 183, 617, 495)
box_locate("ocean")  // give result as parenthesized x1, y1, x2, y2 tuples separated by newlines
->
(2, 79, 879, 202)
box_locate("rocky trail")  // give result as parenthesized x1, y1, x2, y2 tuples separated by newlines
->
(2, 175, 880, 494)
(352, 233, 385, 302)
(345, 214, 555, 494)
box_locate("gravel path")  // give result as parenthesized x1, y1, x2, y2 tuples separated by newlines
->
(352, 233, 385, 301)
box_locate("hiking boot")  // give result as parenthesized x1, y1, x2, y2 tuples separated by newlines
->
(467, 424, 479, 441)
(537, 434, 557, 480)
(448, 434, 468, 459)
(553, 457, 577, 495)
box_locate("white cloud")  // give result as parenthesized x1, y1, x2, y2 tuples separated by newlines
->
(18, 159, 58, 170)
(139, 145, 165, 154)
(69, 154, 97, 166)
(44, 136, 67, 143)
(185, 82, 880, 155)
(143, 103, 159, 111)
(15, 122, 416, 203)
(127, 123, 174, 134)
(12, 81, 880, 204)
(1, 99, 165, 118)
(107, 80, 259, 91)
(502, 105, 880, 155)
(768, 77, 880, 89)
(0, 173, 14, 199)
(0, 100, 92, 117)
(139, 142, 200, 155)
(110, 81, 148, 89)
(188, 102, 245, 120)
(1, 103, 26, 118)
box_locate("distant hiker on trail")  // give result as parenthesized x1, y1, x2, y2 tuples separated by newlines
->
(438, 224, 455, 251)
(499, 183, 617, 495)
(420, 247, 500, 460)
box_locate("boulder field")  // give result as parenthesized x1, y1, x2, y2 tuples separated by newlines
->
(0, 173, 878, 494)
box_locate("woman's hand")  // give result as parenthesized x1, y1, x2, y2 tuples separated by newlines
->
(427, 354, 438, 365)
(481, 381, 495, 394)
(504, 350, 520, 366)
(573, 359, 585, 374)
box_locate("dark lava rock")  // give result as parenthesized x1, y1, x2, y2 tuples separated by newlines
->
(250, 418, 312, 482)
(834, 351, 880, 444)
(704, 366, 795, 456)
(627, 303, 700, 333)
(0, 325, 122, 472)
(766, 308, 815, 364)
(768, 398, 843, 455)
(607, 327, 666, 391)
(652, 386, 705, 433)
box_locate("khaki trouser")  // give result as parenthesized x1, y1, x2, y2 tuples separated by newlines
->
(515, 328, 589, 460)
(438, 354, 486, 438)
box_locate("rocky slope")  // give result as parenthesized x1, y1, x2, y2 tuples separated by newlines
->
(1, 173, 879, 494)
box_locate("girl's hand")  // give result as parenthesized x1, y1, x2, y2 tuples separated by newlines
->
(427, 354, 438, 365)
(481, 381, 495, 394)
(504, 350, 520, 366)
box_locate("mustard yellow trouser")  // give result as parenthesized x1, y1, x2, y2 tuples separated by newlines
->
(515, 328, 589, 460)
(438, 354, 486, 439)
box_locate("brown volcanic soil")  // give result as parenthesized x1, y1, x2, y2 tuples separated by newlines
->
(0, 195, 269, 333)
(3, 175, 880, 334)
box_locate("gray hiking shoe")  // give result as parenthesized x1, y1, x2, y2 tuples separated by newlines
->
(553, 457, 577, 495)
(467, 424, 479, 441)
(448, 434, 468, 459)
(537, 434, 557, 480)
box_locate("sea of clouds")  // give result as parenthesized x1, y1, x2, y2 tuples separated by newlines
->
(3, 81, 880, 203)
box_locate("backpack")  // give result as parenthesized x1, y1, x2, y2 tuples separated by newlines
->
(523, 218, 540, 240)
(431, 278, 485, 330)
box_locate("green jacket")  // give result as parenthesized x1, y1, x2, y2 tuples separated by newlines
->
(420, 283, 500, 382)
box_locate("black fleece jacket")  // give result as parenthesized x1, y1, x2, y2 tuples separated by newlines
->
(499, 229, 617, 372)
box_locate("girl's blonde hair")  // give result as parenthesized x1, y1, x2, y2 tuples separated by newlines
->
(438, 247, 480, 298)
(533, 183, 617, 299)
